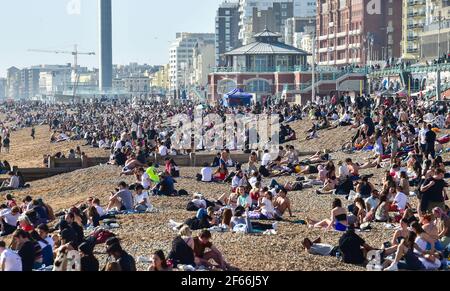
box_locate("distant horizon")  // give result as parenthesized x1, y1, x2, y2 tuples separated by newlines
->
(0, 0, 223, 78)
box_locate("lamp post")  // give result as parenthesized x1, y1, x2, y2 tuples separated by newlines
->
(437, 11, 442, 101)
(312, 35, 316, 102)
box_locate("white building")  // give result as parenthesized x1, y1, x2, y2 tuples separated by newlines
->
(113, 76, 151, 95)
(191, 40, 216, 87)
(39, 69, 72, 95)
(169, 33, 215, 93)
(0, 78, 6, 99)
(238, 0, 316, 45)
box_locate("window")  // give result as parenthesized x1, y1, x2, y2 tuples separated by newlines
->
(253, 55, 269, 70)
(217, 79, 237, 94)
(276, 55, 289, 68)
(246, 79, 271, 93)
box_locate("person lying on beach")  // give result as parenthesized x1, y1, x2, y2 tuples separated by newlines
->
(303, 150, 331, 165)
(302, 237, 338, 257)
(173, 207, 216, 231)
(120, 154, 145, 176)
(267, 157, 292, 177)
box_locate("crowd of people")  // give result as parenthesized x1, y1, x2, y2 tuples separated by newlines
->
(0, 91, 449, 272)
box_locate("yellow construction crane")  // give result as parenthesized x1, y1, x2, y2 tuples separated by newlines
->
(28, 44, 95, 99)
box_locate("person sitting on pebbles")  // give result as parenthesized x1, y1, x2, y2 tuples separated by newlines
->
(273, 188, 294, 220)
(306, 198, 348, 231)
(106, 182, 133, 212)
(193, 230, 234, 271)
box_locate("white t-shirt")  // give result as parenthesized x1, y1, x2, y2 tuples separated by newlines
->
(365, 196, 379, 211)
(261, 198, 275, 219)
(135, 191, 151, 208)
(0, 209, 18, 227)
(338, 165, 350, 179)
(201, 167, 212, 182)
(0, 249, 22, 271)
(192, 198, 207, 209)
(44, 236, 55, 249)
(249, 177, 258, 188)
(261, 153, 272, 167)
(231, 176, 241, 188)
(419, 129, 428, 145)
(115, 140, 123, 150)
(141, 172, 152, 189)
(341, 113, 351, 122)
(9, 176, 20, 189)
(158, 145, 168, 157)
(94, 205, 105, 217)
(394, 192, 408, 210)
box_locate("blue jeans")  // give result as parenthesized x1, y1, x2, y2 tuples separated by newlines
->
(270, 179, 281, 189)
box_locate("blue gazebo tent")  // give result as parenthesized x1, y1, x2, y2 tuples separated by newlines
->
(222, 88, 253, 107)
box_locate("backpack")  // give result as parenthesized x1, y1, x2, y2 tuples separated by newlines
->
(91, 228, 116, 245)
(178, 189, 188, 196)
(259, 166, 270, 178)
(186, 201, 199, 212)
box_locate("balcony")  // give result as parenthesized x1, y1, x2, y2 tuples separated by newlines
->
(336, 31, 347, 38)
(348, 43, 361, 49)
(349, 29, 361, 36)
(336, 44, 347, 51)
(212, 66, 308, 73)
(407, 23, 425, 29)
(408, 0, 425, 6)
(212, 65, 361, 74)
(407, 48, 419, 53)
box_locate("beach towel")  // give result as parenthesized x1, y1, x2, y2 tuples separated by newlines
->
(438, 135, 450, 144)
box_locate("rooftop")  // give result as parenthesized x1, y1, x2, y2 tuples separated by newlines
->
(225, 29, 309, 56)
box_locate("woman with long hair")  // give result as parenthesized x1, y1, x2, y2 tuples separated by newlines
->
(384, 231, 425, 271)
(306, 198, 348, 231)
(149, 250, 171, 271)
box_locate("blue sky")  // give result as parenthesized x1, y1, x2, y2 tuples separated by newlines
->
(0, 0, 222, 77)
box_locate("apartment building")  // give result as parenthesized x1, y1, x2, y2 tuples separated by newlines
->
(169, 33, 215, 92)
(216, 1, 241, 66)
(238, 0, 316, 45)
(317, 0, 402, 66)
